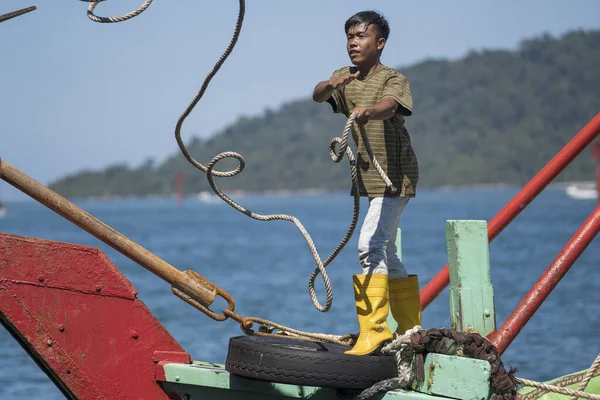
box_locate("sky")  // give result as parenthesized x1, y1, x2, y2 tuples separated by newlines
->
(1, 0, 599, 201)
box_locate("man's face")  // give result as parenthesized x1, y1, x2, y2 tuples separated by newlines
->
(346, 23, 384, 66)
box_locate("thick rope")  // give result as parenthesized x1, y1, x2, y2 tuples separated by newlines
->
(345, 329, 600, 400)
(239, 315, 356, 346)
(570, 354, 600, 400)
(338, 326, 422, 400)
(514, 376, 600, 400)
(79, 0, 397, 313)
(355, 121, 396, 194)
(72, 2, 397, 350)
(170, 0, 377, 313)
(83, 0, 153, 23)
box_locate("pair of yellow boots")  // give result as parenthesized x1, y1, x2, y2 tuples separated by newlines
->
(345, 274, 421, 356)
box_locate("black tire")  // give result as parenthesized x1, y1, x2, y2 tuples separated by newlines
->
(225, 335, 397, 389)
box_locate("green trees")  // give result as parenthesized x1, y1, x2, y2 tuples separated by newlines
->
(50, 30, 600, 198)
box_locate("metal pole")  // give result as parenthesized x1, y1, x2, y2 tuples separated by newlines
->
(491, 203, 600, 355)
(421, 113, 600, 309)
(0, 159, 217, 308)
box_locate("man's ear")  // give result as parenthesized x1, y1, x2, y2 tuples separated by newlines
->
(377, 37, 386, 51)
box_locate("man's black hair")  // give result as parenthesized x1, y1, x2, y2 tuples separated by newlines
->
(344, 10, 390, 41)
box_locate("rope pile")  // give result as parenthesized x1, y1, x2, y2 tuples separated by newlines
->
(341, 328, 600, 400)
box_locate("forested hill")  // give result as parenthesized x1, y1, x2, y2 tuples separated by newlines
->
(50, 30, 600, 198)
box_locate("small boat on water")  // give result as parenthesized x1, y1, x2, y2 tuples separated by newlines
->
(197, 191, 222, 204)
(564, 140, 600, 200)
(565, 182, 598, 200)
(0, 202, 6, 217)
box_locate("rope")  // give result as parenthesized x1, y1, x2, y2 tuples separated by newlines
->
(355, 120, 397, 194)
(341, 329, 600, 400)
(570, 354, 600, 400)
(82, 0, 153, 23)
(338, 327, 518, 400)
(239, 315, 356, 347)
(337, 326, 422, 400)
(77, 0, 397, 313)
(170, 0, 397, 313)
(514, 376, 600, 400)
(513, 353, 600, 400)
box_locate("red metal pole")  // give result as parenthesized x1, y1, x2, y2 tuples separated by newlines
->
(176, 172, 185, 206)
(421, 112, 600, 309)
(490, 203, 600, 355)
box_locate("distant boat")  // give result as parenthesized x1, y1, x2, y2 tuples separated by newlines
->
(197, 191, 221, 204)
(0, 203, 6, 218)
(565, 182, 598, 200)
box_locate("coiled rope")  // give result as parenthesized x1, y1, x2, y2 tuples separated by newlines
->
(81, 0, 397, 313)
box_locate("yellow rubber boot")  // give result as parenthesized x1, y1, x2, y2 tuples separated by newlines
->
(345, 274, 393, 355)
(389, 275, 422, 335)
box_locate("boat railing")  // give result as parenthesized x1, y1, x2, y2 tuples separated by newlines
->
(420, 112, 600, 354)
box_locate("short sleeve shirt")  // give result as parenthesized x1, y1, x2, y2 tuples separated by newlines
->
(327, 65, 418, 197)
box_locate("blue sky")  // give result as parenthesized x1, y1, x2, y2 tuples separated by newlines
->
(1, 0, 599, 200)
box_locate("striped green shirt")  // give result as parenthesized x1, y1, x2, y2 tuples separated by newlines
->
(327, 65, 418, 197)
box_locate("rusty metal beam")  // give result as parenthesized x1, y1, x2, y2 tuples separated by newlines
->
(0, 158, 219, 313)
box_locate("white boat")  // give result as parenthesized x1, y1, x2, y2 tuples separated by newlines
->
(197, 191, 221, 204)
(0, 204, 6, 218)
(565, 182, 598, 200)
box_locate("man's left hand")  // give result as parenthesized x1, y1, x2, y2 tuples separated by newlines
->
(353, 106, 372, 125)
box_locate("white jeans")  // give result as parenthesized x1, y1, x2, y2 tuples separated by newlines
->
(358, 196, 409, 279)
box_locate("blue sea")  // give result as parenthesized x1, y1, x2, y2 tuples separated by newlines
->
(0, 188, 599, 399)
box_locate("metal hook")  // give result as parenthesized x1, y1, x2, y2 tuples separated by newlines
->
(0, 6, 37, 24)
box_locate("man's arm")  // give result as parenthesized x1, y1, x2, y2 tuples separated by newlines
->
(312, 71, 360, 103)
(312, 80, 336, 103)
(353, 97, 399, 124)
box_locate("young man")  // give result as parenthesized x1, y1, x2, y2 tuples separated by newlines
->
(313, 11, 421, 356)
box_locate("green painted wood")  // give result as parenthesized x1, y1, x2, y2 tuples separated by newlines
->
(387, 227, 402, 333)
(446, 220, 496, 336)
(414, 353, 492, 400)
(161, 361, 449, 399)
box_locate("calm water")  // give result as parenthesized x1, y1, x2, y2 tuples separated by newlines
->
(0, 188, 599, 399)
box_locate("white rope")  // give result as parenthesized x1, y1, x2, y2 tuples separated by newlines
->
(381, 326, 422, 385)
(513, 376, 600, 400)
(339, 326, 422, 400)
(570, 354, 600, 400)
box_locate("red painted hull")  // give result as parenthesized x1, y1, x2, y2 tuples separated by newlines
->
(0, 233, 190, 399)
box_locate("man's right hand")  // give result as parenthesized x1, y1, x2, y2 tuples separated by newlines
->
(329, 71, 360, 89)
(313, 70, 360, 103)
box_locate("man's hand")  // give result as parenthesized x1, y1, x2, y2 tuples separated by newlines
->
(353, 106, 372, 125)
(313, 70, 360, 103)
(329, 70, 360, 89)
(352, 98, 399, 124)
